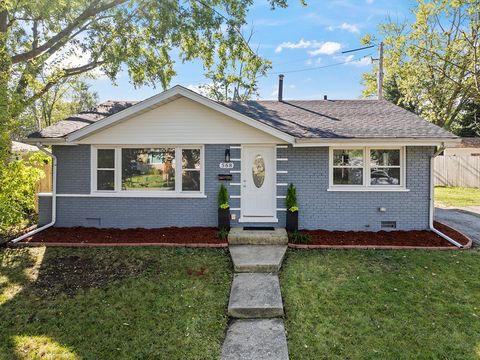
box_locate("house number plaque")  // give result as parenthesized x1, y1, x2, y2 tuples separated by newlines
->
(219, 162, 234, 169)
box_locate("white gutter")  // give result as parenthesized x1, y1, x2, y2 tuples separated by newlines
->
(10, 144, 57, 243)
(429, 144, 463, 248)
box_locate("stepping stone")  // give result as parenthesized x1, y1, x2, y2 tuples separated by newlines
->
(228, 228, 288, 245)
(221, 319, 289, 360)
(228, 273, 284, 318)
(229, 245, 287, 273)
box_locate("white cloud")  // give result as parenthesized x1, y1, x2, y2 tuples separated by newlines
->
(275, 38, 316, 53)
(186, 83, 213, 96)
(340, 22, 360, 33)
(327, 22, 360, 34)
(336, 54, 372, 67)
(366, 0, 374, 3)
(349, 56, 372, 67)
(308, 41, 342, 56)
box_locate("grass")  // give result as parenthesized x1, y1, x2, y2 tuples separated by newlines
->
(435, 186, 480, 207)
(281, 249, 480, 359)
(123, 174, 174, 189)
(0, 246, 232, 359)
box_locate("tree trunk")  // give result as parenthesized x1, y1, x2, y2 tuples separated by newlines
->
(0, 8, 12, 164)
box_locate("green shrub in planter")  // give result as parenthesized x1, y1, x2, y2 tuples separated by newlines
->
(285, 183, 298, 232)
(218, 184, 230, 230)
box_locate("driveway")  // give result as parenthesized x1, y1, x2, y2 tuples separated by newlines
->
(435, 206, 480, 246)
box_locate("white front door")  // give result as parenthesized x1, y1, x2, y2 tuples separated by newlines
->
(241, 145, 276, 219)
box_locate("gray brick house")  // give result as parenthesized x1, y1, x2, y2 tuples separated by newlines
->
(27, 85, 458, 232)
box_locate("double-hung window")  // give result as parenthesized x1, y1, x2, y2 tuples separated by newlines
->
(329, 147, 405, 190)
(96, 149, 116, 191)
(92, 146, 203, 196)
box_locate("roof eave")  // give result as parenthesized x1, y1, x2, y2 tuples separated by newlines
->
(23, 137, 70, 145)
(293, 137, 461, 147)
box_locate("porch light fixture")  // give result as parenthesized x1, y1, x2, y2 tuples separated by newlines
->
(225, 149, 231, 162)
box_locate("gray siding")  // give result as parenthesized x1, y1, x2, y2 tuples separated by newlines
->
(274, 146, 433, 231)
(39, 144, 434, 231)
(53, 144, 90, 194)
(41, 144, 228, 228)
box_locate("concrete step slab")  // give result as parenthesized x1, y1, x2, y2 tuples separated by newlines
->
(228, 273, 284, 318)
(228, 228, 288, 245)
(221, 319, 289, 360)
(229, 245, 287, 273)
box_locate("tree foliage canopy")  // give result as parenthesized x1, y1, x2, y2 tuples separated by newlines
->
(362, 0, 480, 135)
(0, 0, 298, 162)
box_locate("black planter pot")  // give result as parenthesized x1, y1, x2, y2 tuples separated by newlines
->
(286, 211, 298, 232)
(218, 208, 230, 230)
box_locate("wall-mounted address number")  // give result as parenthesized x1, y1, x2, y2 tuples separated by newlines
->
(219, 162, 234, 169)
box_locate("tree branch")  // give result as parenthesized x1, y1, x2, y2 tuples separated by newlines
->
(11, 0, 127, 64)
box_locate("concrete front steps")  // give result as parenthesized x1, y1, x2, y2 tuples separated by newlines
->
(229, 245, 287, 273)
(228, 273, 284, 318)
(221, 319, 289, 360)
(221, 227, 289, 360)
(228, 227, 288, 245)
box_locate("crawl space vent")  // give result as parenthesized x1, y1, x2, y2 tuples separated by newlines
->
(381, 221, 397, 229)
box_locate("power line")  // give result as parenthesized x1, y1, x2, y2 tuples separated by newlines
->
(341, 44, 375, 54)
(269, 54, 372, 75)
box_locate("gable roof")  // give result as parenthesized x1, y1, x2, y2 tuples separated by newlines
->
(26, 85, 458, 145)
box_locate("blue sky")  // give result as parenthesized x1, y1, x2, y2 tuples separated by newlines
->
(90, 0, 416, 102)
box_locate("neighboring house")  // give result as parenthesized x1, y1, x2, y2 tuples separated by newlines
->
(443, 137, 480, 156)
(26, 84, 458, 231)
(11, 141, 39, 159)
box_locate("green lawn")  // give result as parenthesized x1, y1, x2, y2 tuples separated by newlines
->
(281, 249, 480, 359)
(0, 246, 232, 360)
(435, 186, 480, 207)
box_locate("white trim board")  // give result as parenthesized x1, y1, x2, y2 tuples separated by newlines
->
(294, 138, 460, 147)
(38, 193, 208, 198)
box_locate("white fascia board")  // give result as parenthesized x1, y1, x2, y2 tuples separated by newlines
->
(66, 85, 295, 144)
(293, 137, 461, 147)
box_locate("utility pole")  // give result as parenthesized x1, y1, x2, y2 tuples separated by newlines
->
(377, 41, 384, 100)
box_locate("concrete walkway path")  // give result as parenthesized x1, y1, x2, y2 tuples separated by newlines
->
(221, 228, 289, 360)
(435, 207, 480, 246)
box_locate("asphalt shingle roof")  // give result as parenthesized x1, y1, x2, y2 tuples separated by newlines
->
(28, 100, 138, 139)
(221, 99, 456, 139)
(28, 97, 456, 140)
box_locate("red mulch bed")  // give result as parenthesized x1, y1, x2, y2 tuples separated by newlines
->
(294, 221, 470, 248)
(22, 226, 224, 245)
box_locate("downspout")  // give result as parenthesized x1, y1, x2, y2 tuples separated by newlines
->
(10, 144, 57, 243)
(429, 144, 463, 248)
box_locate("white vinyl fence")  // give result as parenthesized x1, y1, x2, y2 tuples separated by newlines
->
(434, 155, 480, 188)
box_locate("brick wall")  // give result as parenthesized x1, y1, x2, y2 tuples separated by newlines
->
(39, 144, 434, 231)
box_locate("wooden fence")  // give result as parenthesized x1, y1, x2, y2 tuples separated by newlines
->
(34, 164, 52, 210)
(434, 155, 480, 188)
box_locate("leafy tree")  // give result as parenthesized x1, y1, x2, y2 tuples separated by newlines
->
(0, 0, 299, 163)
(198, 29, 270, 101)
(362, 0, 480, 134)
(13, 76, 98, 139)
(0, 152, 50, 238)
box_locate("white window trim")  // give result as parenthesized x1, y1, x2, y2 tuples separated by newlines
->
(328, 146, 409, 192)
(91, 145, 205, 197)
